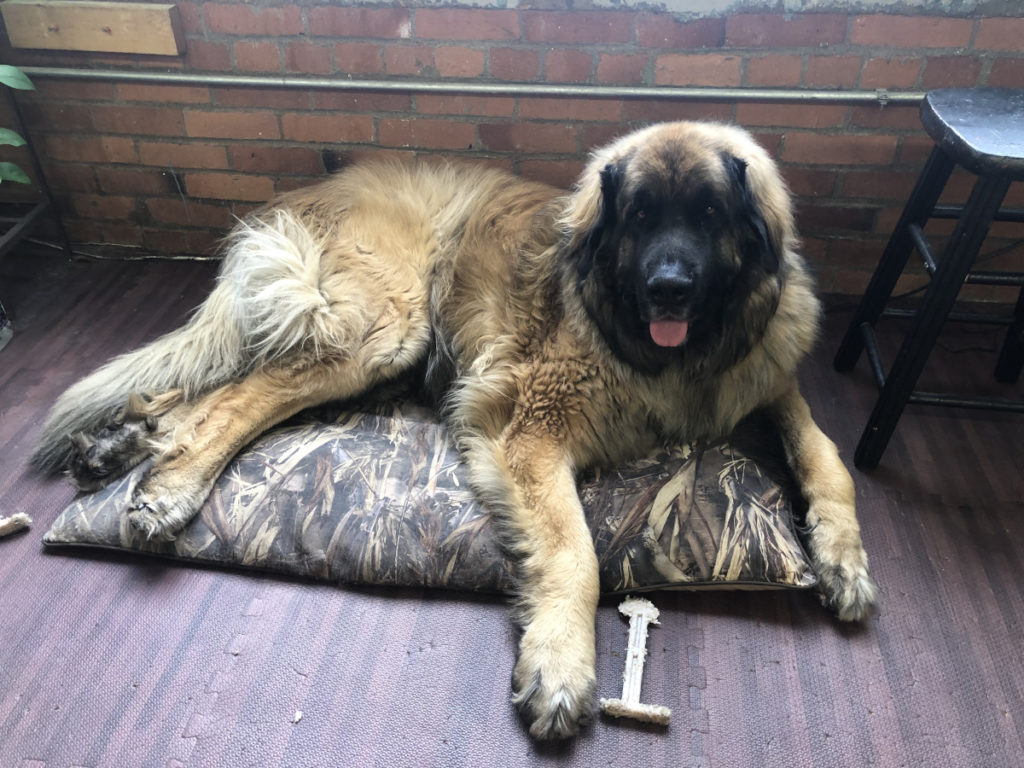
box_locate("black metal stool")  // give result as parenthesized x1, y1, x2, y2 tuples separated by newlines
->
(834, 88, 1024, 469)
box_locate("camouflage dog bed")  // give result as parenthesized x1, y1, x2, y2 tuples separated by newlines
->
(44, 404, 816, 594)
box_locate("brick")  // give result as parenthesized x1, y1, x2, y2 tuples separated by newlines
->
(736, 103, 846, 129)
(849, 105, 923, 130)
(281, 114, 375, 144)
(333, 42, 384, 75)
(478, 122, 578, 154)
(899, 136, 936, 166)
(654, 54, 742, 87)
(988, 58, 1024, 88)
(582, 122, 627, 152)
(636, 15, 724, 49)
(138, 55, 186, 72)
(621, 100, 734, 123)
(307, 7, 411, 39)
(96, 167, 179, 196)
(45, 163, 97, 193)
(71, 193, 136, 220)
(518, 159, 580, 189)
(522, 11, 633, 44)
(37, 80, 116, 101)
(186, 41, 232, 71)
(230, 145, 323, 175)
(546, 50, 593, 83)
(91, 105, 185, 137)
(185, 111, 280, 140)
(379, 118, 475, 150)
(175, 1, 202, 34)
(783, 133, 898, 166)
(45, 135, 137, 164)
(851, 15, 972, 48)
(597, 53, 647, 85)
(805, 55, 863, 88)
(19, 102, 92, 132)
(781, 168, 836, 197)
(519, 98, 622, 123)
(975, 18, 1024, 51)
(416, 9, 517, 40)
(434, 47, 485, 78)
(751, 132, 783, 155)
(213, 88, 310, 110)
(313, 92, 411, 113)
(745, 55, 803, 87)
(797, 203, 876, 232)
(146, 197, 234, 228)
(384, 45, 435, 76)
(65, 219, 142, 245)
(860, 57, 922, 89)
(117, 84, 210, 104)
(920, 56, 983, 89)
(841, 170, 917, 200)
(284, 42, 332, 75)
(726, 14, 847, 48)
(142, 228, 190, 254)
(822, 238, 888, 269)
(490, 48, 540, 81)
(185, 172, 274, 202)
(204, 4, 303, 35)
(416, 95, 515, 117)
(233, 41, 282, 73)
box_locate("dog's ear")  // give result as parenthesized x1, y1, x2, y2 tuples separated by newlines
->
(584, 162, 623, 253)
(726, 154, 780, 274)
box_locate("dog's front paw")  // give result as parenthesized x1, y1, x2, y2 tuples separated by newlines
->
(127, 474, 205, 541)
(807, 509, 878, 622)
(511, 624, 597, 740)
(816, 557, 879, 622)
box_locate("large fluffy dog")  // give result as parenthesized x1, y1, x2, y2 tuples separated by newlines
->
(33, 121, 877, 739)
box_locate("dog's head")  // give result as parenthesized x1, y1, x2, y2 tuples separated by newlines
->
(565, 122, 793, 375)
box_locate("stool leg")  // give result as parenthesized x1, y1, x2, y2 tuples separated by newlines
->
(854, 174, 1012, 469)
(994, 287, 1023, 383)
(834, 146, 955, 372)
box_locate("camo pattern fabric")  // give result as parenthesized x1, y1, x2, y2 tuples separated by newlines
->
(44, 404, 817, 594)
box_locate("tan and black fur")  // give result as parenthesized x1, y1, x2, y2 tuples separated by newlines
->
(32, 121, 877, 740)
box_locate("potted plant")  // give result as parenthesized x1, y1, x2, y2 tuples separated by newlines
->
(0, 63, 35, 350)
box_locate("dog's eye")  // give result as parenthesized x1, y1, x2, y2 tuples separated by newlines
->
(634, 209, 646, 221)
(704, 204, 717, 219)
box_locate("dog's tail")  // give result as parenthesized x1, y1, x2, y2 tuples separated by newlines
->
(31, 209, 346, 473)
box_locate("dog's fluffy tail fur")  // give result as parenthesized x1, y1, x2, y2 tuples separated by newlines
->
(31, 210, 337, 473)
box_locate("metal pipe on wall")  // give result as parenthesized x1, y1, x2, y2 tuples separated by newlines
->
(22, 66, 925, 106)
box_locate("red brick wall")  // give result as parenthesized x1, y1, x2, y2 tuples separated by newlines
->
(3, 2, 1023, 297)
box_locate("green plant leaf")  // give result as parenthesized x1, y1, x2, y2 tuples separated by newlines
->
(0, 161, 32, 184)
(0, 128, 26, 147)
(0, 65, 35, 91)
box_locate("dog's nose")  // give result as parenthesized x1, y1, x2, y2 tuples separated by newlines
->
(646, 263, 693, 310)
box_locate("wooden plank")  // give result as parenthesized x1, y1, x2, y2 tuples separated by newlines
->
(1, 0, 183, 56)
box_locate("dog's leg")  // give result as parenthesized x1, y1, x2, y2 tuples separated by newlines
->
(127, 298, 430, 539)
(463, 434, 600, 740)
(769, 384, 879, 621)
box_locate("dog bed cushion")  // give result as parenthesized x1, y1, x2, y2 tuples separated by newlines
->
(43, 404, 816, 594)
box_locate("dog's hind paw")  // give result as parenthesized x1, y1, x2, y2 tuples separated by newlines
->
(69, 415, 157, 493)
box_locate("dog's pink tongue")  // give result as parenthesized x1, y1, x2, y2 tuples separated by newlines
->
(649, 320, 689, 347)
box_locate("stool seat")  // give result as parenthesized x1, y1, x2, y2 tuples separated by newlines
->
(921, 89, 1024, 179)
